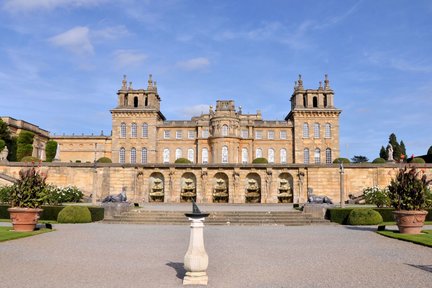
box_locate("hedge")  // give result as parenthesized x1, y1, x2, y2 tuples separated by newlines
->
(57, 206, 92, 223)
(252, 157, 268, 164)
(347, 209, 383, 225)
(372, 158, 386, 164)
(326, 207, 432, 224)
(0, 204, 104, 222)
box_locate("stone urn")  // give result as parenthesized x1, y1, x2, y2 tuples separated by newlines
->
(8, 207, 43, 232)
(393, 210, 428, 234)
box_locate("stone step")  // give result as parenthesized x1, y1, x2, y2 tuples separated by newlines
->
(104, 209, 330, 226)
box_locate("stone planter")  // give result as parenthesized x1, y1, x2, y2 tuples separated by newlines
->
(393, 210, 428, 234)
(8, 207, 43, 232)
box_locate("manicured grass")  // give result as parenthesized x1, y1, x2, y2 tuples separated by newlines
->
(0, 219, 57, 224)
(0, 226, 52, 242)
(377, 230, 432, 247)
(380, 221, 432, 226)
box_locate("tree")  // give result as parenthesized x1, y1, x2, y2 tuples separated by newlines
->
(427, 146, 432, 156)
(0, 118, 11, 142)
(45, 140, 57, 162)
(400, 141, 406, 161)
(379, 146, 387, 160)
(386, 133, 405, 162)
(351, 155, 369, 163)
(16, 131, 35, 161)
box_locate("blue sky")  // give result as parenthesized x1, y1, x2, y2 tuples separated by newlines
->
(1, 0, 431, 160)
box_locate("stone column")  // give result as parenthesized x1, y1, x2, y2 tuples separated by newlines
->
(183, 217, 209, 285)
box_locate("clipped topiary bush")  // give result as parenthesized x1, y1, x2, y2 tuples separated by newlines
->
(409, 157, 426, 164)
(175, 158, 192, 164)
(20, 156, 40, 162)
(96, 157, 112, 163)
(57, 206, 92, 223)
(372, 157, 386, 164)
(0, 139, 5, 151)
(45, 140, 57, 162)
(16, 131, 35, 161)
(348, 208, 383, 225)
(333, 158, 350, 164)
(252, 157, 268, 164)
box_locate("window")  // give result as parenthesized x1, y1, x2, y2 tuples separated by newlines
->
(304, 148, 309, 164)
(119, 147, 125, 164)
(175, 148, 182, 160)
(222, 146, 228, 163)
(141, 148, 148, 164)
(268, 148, 275, 163)
(325, 123, 331, 138)
(313, 96, 318, 107)
(142, 123, 148, 138)
(202, 148, 208, 164)
(314, 148, 321, 164)
(255, 130, 263, 139)
(280, 131, 287, 140)
(131, 123, 137, 138)
(242, 148, 248, 164)
(268, 131, 275, 139)
(303, 123, 309, 138)
(120, 123, 126, 138)
(324, 95, 328, 107)
(280, 149, 287, 163)
(176, 130, 182, 139)
(131, 147, 136, 164)
(188, 130, 195, 139)
(326, 148, 332, 164)
(222, 125, 228, 136)
(187, 149, 194, 162)
(133, 96, 138, 108)
(164, 130, 171, 139)
(202, 128, 209, 138)
(256, 148, 262, 158)
(241, 129, 249, 138)
(163, 149, 170, 163)
(314, 123, 320, 138)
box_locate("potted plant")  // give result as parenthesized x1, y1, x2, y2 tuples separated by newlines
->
(8, 167, 47, 232)
(388, 166, 431, 234)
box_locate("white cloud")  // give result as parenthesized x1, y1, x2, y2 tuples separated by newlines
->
(2, 0, 105, 12)
(178, 104, 210, 119)
(114, 50, 147, 68)
(364, 51, 432, 73)
(176, 57, 210, 71)
(49, 26, 93, 55)
(92, 26, 130, 41)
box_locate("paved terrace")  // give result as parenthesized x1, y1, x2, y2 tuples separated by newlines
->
(1, 221, 432, 288)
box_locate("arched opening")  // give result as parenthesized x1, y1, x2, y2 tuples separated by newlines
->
(303, 94, 307, 107)
(145, 96, 148, 106)
(180, 172, 197, 202)
(133, 96, 138, 107)
(324, 94, 328, 107)
(277, 173, 294, 203)
(245, 173, 261, 203)
(213, 172, 229, 203)
(149, 172, 164, 202)
(313, 96, 318, 108)
(124, 95, 128, 106)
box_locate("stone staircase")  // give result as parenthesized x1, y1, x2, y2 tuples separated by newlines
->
(104, 209, 330, 226)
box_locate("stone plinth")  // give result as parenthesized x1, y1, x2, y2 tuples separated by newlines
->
(183, 217, 208, 286)
(303, 203, 334, 219)
(101, 202, 132, 219)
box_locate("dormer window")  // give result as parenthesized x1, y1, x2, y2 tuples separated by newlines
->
(134, 96, 138, 108)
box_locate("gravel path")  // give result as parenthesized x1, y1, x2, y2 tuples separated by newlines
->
(1, 223, 432, 288)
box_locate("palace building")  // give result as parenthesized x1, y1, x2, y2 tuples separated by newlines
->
(53, 74, 341, 166)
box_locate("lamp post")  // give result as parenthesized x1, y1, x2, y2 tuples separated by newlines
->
(339, 161, 345, 208)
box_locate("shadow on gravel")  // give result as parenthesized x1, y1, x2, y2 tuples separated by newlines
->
(343, 226, 379, 232)
(166, 262, 186, 279)
(406, 264, 432, 273)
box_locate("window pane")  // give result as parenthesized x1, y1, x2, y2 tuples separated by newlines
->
(119, 147, 125, 164)
(131, 148, 136, 163)
(202, 148, 208, 163)
(241, 130, 249, 138)
(142, 148, 147, 164)
(242, 148, 248, 163)
(268, 148, 275, 163)
(142, 123, 148, 138)
(176, 130, 182, 139)
(280, 131, 287, 140)
(268, 131, 274, 139)
(325, 123, 331, 138)
(304, 148, 309, 164)
(120, 123, 126, 138)
(303, 123, 309, 138)
(164, 130, 170, 139)
(256, 148, 262, 158)
(314, 148, 321, 164)
(131, 123, 137, 138)
(222, 146, 228, 163)
(163, 149, 170, 163)
(280, 149, 287, 163)
(326, 148, 332, 164)
(255, 130, 262, 139)
(188, 149, 194, 162)
(188, 130, 195, 139)
(314, 123, 320, 138)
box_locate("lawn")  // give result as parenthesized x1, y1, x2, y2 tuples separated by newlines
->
(0, 226, 52, 242)
(377, 230, 432, 247)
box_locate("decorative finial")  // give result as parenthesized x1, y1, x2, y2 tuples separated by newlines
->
(128, 81, 132, 90)
(154, 81, 157, 91)
(324, 74, 330, 90)
(297, 74, 303, 89)
(148, 74, 153, 89)
(122, 75, 127, 89)
(319, 81, 323, 90)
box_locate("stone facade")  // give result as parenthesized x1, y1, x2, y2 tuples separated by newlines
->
(51, 74, 341, 166)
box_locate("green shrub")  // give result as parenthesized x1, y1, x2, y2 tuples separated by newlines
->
(0, 186, 12, 204)
(17, 144, 34, 161)
(16, 131, 35, 161)
(373, 208, 396, 222)
(326, 208, 354, 224)
(97, 157, 112, 163)
(175, 158, 192, 164)
(9, 167, 47, 208)
(0, 139, 5, 151)
(348, 208, 383, 225)
(75, 160, 82, 163)
(333, 158, 350, 164)
(372, 158, 386, 164)
(362, 186, 390, 208)
(89, 206, 105, 221)
(252, 157, 268, 164)
(45, 140, 57, 162)
(20, 156, 40, 162)
(57, 206, 92, 223)
(6, 137, 17, 161)
(409, 157, 426, 164)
